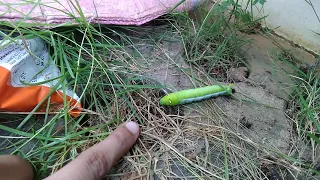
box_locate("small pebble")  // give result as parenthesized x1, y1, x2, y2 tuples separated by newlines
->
(227, 66, 249, 82)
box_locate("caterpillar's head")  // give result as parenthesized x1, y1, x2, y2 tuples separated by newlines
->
(159, 94, 178, 106)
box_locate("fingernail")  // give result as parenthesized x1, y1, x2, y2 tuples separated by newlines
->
(125, 121, 139, 135)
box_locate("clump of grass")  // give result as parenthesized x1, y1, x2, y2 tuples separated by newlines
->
(0, 2, 153, 178)
(275, 50, 320, 177)
(290, 60, 320, 139)
(170, 0, 255, 82)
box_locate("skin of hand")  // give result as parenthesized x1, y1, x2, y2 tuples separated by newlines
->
(0, 121, 140, 180)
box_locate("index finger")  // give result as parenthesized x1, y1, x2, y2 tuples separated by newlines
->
(45, 121, 140, 180)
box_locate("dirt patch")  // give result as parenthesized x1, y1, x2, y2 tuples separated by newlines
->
(129, 27, 298, 151)
(125, 35, 194, 91)
(216, 82, 291, 151)
(240, 32, 317, 100)
(123, 29, 289, 179)
(120, 25, 319, 179)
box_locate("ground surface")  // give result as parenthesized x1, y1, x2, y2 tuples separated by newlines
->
(108, 28, 317, 179)
(0, 25, 318, 179)
(133, 29, 317, 152)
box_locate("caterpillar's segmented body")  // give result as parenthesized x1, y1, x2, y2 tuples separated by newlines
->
(159, 84, 233, 106)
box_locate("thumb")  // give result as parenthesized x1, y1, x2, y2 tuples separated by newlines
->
(45, 121, 140, 180)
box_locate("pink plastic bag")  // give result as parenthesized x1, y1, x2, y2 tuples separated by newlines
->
(0, 0, 203, 26)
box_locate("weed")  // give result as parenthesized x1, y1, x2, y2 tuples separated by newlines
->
(171, 1, 257, 82)
(276, 49, 320, 177)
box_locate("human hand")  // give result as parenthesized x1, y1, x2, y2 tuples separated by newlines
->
(0, 121, 140, 180)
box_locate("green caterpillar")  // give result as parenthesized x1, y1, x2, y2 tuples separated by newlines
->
(159, 84, 234, 106)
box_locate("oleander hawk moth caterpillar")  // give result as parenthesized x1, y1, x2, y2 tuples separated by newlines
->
(160, 84, 234, 106)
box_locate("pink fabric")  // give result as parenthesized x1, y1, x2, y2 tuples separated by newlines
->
(0, 0, 202, 26)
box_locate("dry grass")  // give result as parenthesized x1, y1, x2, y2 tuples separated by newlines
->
(98, 86, 292, 179)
